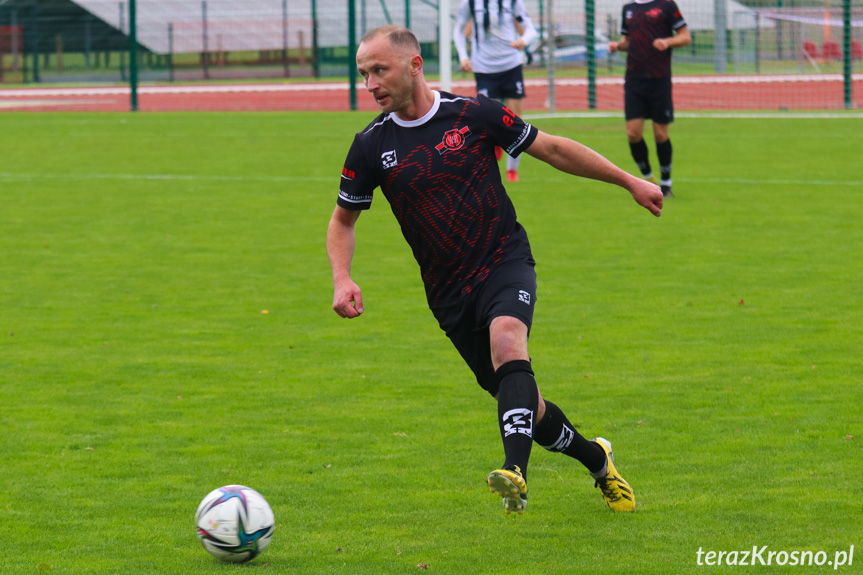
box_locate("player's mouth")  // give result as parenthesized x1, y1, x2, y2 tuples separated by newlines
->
(371, 89, 390, 103)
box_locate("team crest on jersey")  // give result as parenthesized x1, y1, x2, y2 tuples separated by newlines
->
(435, 126, 471, 155)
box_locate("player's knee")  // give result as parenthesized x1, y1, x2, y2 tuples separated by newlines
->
(653, 125, 670, 142)
(490, 323, 529, 367)
(492, 343, 519, 366)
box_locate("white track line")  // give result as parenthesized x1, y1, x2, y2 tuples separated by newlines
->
(1, 73, 861, 97)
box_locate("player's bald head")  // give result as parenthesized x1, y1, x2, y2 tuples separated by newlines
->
(360, 26, 421, 58)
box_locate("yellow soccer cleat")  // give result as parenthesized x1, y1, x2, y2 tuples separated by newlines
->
(644, 174, 658, 185)
(591, 437, 635, 512)
(487, 465, 528, 515)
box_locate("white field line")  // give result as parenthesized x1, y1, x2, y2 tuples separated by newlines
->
(525, 111, 863, 119)
(675, 176, 863, 187)
(1, 171, 860, 188)
(0, 171, 323, 183)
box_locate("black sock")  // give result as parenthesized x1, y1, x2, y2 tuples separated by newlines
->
(495, 360, 538, 480)
(629, 139, 652, 177)
(656, 139, 672, 183)
(533, 400, 606, 473)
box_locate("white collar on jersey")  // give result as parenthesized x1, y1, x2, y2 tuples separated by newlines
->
(633, 0, 656, 4)
(389, 90, 441, 128)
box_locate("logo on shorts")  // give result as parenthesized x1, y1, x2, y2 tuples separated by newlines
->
(435, 126, 471, 154)
(382, 150, 398, 169)
(518, 290, 531, 304)
(502, 408, 534, 437)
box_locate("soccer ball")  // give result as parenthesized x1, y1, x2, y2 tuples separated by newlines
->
(195, 485, 275, 563)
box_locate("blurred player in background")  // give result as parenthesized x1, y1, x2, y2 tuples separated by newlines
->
(454, 0, 537, 182)
(609, 0, 690, 197)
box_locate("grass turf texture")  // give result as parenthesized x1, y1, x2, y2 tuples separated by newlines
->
(1, 112, 861, 573)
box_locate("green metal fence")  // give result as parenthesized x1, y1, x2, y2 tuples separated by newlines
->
(0, 0, 860, 110)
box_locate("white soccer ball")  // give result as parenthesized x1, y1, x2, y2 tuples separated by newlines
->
(195, 485, 275, 563)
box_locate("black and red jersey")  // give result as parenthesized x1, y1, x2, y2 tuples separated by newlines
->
(620, 0, 687, 79)
(337, 90, 538, 308)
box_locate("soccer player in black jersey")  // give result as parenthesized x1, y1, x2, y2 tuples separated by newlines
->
(328, 25, 662, 515)
(609, 0, 690, 197)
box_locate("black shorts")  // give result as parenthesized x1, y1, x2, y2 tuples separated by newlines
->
(624, 76, 674, 124)
(474, 66, 526, 100)
(430, 261, 537, 397)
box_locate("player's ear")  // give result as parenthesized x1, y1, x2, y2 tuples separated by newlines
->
(409, 53, 423, 76)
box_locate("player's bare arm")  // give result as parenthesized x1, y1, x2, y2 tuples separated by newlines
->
(459, 21, 473, 71)
(455, 12, 474, 72)
(526, 131, 663, 216)
(653, 26, 691, 51)
(609, 36, 630, 53)
(327, 206, 365, 318)
(511, 20, 527, 49)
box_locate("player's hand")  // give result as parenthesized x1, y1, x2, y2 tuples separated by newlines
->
(608, 41, 619, 54)
(511, 39, 526, 50)
(627, 177, 663, 217)
(460, 58, 473, 72)
(653, 38, 670, 51)
(332, 278, 364, 318)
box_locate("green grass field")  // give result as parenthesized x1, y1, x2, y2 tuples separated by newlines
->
(1, 112, 861, 573)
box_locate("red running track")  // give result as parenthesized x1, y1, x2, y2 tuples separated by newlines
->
(0, 75, 860, 112)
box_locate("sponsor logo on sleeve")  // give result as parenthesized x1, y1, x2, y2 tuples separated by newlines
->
(338, 190, 373, 204)
(505, 123, 532, 155)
